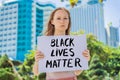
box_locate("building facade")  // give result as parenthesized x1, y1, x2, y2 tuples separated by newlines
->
(60, 0, 106, 43)
(108, 26, 119, 47)
(0, 1, 18, 60)
(0, 0, 55, 61)
(69, 3, 106, 43)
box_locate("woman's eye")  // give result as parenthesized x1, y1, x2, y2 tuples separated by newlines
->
(64, 18, 68, 20)
(57, 18, 61, 20)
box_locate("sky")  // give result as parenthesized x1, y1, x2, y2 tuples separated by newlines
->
(103, 0, 120, 27)
(39, 0, 120, 27)
(0, 0, 120, 27)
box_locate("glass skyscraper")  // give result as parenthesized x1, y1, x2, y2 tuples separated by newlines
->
(0, 1, 18, 60)
(69, 3, 106, 43)
(109, 26, 119, 47)
(61, 0, 106, 43)
(0, 0, 55, 61)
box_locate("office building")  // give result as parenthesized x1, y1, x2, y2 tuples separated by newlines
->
(0, 0, 55, 61)
(61, 0, 106, 43)
(106, 25, 120, 47)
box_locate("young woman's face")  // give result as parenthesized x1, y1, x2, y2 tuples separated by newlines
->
(51, 10, 69, 32)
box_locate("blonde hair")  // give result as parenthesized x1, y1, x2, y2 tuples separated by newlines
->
(45, 7, 71, 36)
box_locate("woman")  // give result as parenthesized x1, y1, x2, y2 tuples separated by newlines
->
(33, 7, 90, 80)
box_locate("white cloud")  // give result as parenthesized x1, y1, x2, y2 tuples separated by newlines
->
(0, 0, 17, 4)
(0, 0, 66, 7)
(37, 0, 66, 7)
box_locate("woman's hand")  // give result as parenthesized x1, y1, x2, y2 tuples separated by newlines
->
(35, 50, 44, 62)
(33, 50, 44, 76)
(82, 49, 90, 61)
(74, 49, 90, 76)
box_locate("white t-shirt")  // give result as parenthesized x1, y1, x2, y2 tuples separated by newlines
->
(46, 71, 76, 80)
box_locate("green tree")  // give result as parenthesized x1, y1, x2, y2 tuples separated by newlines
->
(105, 47, 120, 77)
(88, 54, 107, 80)
(24, 50, 36, 67)
(0, 69, 17, 80)
(18, 50, 46, 80)
(0, 67, 19, 80)
(0, 54, 12, 68)
(18, 50, 36, 76)
(71, 30, 120, 79)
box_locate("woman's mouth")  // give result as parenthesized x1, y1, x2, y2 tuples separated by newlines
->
(61, 25, 65, 27)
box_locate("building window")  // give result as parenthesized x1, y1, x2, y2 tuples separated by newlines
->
(0, 24, 3, 26)
(5, 23, 8, 26)
(9, 12, 12, 14)
(8, 38, 11, 41)
(14, 17, 16, 19)
(22, 48, 25, 51)
(9, 7, 12, 9)
(4, 34, 7, 36)
(5, 13, 8, 15)
(14, 22, 16, 24)
(8, 49, 11, 52)
(4, 39, 7, 41)
(9, 17, 12, 20)
(22, 42, 25, 45)
(23, 9, 26, 12)
(12, 49, 15, 51)
(9, 28, 12, 30)
(4, 44, 7, 47)
(1, 14, 4, 16)
(5, 8, 8, 10)
(8, 33, 11, 35)
(4, 28, 7, 31)
(22, 37, 25, 40)
(5, 18, 8, 20)
(13, 33, 16, 35)
(13, 43, 15, 46)
(13, 38, 16, 40)
(23, 15, 26, 18)
(14, 11, 17, 13)
(0, 19, 3, 21)
(1, 9, 4, 11)
(14, 6, 17, 8)
(13, 27, 16, 29)
(4, 50, 6, 52)
(18, 32, 21, 34)
(0, 34, 3, 37)
(23, 21, 26, 24)
(0, 40, 2, 42)
(19, 15, 21, 18)
(23, 32, 25, 34)
(9, 23, 12, 25)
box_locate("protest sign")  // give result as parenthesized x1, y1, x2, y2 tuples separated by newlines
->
(37, 35, 88, 73)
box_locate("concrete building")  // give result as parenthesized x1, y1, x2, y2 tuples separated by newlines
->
(0, 0, 55, 61)
(69, 3, 106, 43)
(106, 25, 120, 47)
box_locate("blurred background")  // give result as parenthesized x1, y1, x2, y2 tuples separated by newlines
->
(0, 0, 120, 80)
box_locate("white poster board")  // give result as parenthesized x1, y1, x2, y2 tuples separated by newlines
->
(37, 35, 88, 73)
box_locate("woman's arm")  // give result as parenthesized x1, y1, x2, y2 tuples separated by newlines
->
(74, 70, 83, 76)
(33, 62, 39, 76)
(33, 51, 44, 76)
(74, 49, 90, 76)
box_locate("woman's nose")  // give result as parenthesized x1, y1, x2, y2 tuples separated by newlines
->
(60, 19, 65, 23)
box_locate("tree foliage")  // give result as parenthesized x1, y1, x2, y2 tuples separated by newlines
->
(0, 68, 18, 80)
(71, 31, 120, 79)
(0, 54, 12, 68)
(0, 30, 120, 79)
